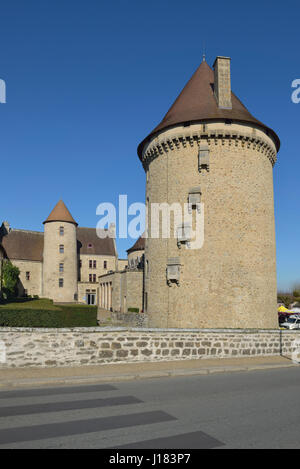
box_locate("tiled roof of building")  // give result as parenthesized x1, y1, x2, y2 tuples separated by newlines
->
(1, 230, 44, 262)
(138, 60, 280, 158)
(0, 227, 116, 261)
(43, 200, 78, 226)
(127, 235, 145, 254)
(77, 228, 116, 256)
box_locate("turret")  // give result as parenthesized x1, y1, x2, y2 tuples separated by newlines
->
(42, 200, 78, 302)
(138, 56, 280, 329)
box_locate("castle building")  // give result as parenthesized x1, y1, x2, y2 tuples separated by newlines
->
(0, 200, 123, 305)
(138, 56, 280, 329)
(1, 55, 281, 330)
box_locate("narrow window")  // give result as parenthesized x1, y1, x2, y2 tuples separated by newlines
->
(59, 263, 64, 273)
(59, 278, 64, 288)
(26, 272, 30, 281)
(59, 226, 64, 236)
(59, 245, 64, 254)
(89, 260, 93, 269)
(93, 260, 97, 269)
(93, 274, 96, 283)
(89, 274, 92, 282)
(104, 261, 107, 269)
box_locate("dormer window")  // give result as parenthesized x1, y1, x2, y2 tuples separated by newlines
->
(198, 142, 210, 172)
(166, 257, 181, 286)
(177, 223, 192, 249)
(188, 187, 202, 214)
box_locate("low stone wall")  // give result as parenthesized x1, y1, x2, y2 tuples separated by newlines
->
(97, 310, 149, 327)
(108, 313, 148, 328)
(0, 328, 299, 368)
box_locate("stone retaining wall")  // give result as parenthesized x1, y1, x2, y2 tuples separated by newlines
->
(0, 328, 299, 368)
(108, 313, 149, 328)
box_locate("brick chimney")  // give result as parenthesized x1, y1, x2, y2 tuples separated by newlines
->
(213, 56, 232, 109)
(0, 221, 10, 235)
(0, 221, 10, 243)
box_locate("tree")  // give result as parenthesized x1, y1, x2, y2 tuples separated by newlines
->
(277, 292, 293, 308)
(292, 282, 300, 298)
(2, 261, 20, 298)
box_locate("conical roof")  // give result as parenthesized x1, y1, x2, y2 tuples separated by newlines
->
(43, 200, 78, 226)
(127, 234, 145, 254)
(138, 60, 280, 158)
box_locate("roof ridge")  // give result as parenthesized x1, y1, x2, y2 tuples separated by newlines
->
(11, 229, 44, 235)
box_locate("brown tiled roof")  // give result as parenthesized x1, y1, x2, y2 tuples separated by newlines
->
(44, 200, 78, 226)
(127, 235, 145, 254)
(0, 227, 117, 262)
(77, 228, 116, 256)
(1, 230, 44, 262)
(138, 60, 280, 158)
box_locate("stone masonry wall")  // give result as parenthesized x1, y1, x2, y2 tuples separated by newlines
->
(43, 221, 78, 303)
(108, 313, 149, 328)
(143, 122, 278, 329)
(13, 260, 42, 297)
(0, 328, 299, 368)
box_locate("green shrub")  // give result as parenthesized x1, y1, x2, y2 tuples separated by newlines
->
(277, 294, 293, 308)
(0, 307, 97, 328)
(127, 307, 139, 313)
(2, 261, 20, 298)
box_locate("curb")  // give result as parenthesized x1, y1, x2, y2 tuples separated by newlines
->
(0, 362, 298, 390)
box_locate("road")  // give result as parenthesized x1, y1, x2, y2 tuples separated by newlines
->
(0, 367, 299, 449)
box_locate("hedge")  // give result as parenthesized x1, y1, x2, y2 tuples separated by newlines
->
(0, 307, 98, 328)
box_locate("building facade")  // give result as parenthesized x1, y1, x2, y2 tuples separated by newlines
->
(138, 56, 280, 329)
(0, 200, 119, 304)
(99, 236, 145, 313)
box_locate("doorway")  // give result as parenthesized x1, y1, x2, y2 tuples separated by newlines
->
(87, 293, 96, 305)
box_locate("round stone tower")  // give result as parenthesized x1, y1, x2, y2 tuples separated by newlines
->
(42, 200, 78, 303)
(138, 56, 280, 329)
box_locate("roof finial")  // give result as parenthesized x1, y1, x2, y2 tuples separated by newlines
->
(202, 41, 206, 62)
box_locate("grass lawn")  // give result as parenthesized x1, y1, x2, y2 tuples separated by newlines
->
(0, 298, 98, 328)
(0, 298, 61, 311)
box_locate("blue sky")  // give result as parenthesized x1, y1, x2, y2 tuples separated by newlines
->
(0, 0, 299, 291)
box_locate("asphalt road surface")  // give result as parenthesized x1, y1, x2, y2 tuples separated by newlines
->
(0, 367, 299, 449)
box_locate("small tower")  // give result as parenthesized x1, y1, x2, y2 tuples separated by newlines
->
(42, 200, 78, 303)
(138, 56, 280, 329)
